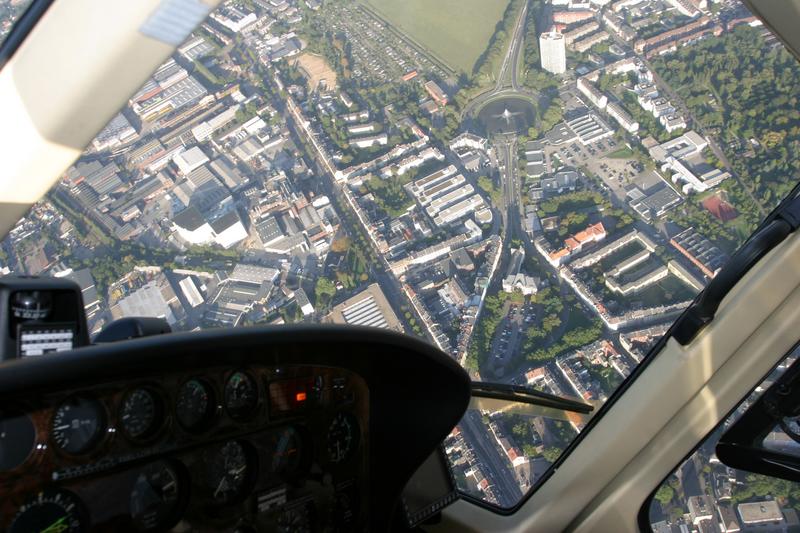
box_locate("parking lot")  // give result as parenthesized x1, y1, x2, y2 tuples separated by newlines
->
(488, 301, 536, 378)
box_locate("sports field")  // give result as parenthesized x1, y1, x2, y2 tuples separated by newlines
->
(294, 53, 338, 91)
(362, 0, 512, 74)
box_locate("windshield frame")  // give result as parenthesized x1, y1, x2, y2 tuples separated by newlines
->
(0, 0, 53, 70)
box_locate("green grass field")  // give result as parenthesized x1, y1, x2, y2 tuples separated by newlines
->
(361, 0, 512, 73)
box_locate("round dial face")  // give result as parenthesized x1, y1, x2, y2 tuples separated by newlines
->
(130, 460, 185, 531)
(52, 397, 106, 455)
(9, 488, 89, 533)
(121, 388, 161, 440)
(0, 412, 36, 471)
(224, 371, 259, 420)
(175, 379, 214, 431)
(207, 440, 253, 504)
(326, 412, 359, 464)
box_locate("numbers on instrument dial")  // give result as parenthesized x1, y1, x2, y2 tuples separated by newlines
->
(224, 371, 259, 421)
(175, 379, 215, 432)
(9, 488, 89, 533)
(51, 397, 106, 455)
(326, 412, 359, 464)
(120, 388, 162, 441)
(206, 440, 255, 505)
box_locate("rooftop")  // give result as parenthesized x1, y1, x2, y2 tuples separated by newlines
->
(327, 283, 403, 332)
(737, 500, 784, 525)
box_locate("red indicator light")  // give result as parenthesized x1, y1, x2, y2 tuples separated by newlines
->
(295, 391, 307, 402)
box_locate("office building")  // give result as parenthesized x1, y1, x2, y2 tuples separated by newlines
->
(540, 29, 567, 75)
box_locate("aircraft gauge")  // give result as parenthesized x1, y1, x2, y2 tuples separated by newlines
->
(51, 397, 106, 455)
(9, 488, 89, 533)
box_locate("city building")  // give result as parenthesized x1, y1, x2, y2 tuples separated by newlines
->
(540, 29, 567, 75)
(649, 131, 731, 193)
(606, 102, 639, 133)
(433, 195, 487, 226)
(666, 0, 701, 18)
(542, 170, 579, 195)
(553, 10, 595, 25)
(424, 80, 448, 106)
(111, 274, 186, 327)
(346, 122, 380, 136)
(573, 30, 610, 53)
(53, 267, 101, 320)
(191, 105, 240, 142)
(205, 264, 277, 327)
(525, 141, 547, 178)
(502, 248, 540, 295)
(634, 16, 722, 57)
(178, 36, 214, 61)
(544, 222, 607, 266)
(450, 132, 488, 152)
(294, 288, 315, 316)
(602, 12, 636, 41)
(564, 21, 600, 45)
(611, 0, 645, 11)
(173, 146, 210, 175)
(326, 283, 403, 332)
(172, 206, 248, 249)
(350, 133, 389, 149)
(131, 75, 208, 123)
(736, 500, 786, 532)
(627, 182, 683, 221)
(670, 227, 728, 278)
(209, 5, 258, 33)
(660, 113, 687, 133)
(566, 112, 614, 145)
(91, 113, 137, 151)
(178, 277, 205, 308)
(577, 77, 608, 110)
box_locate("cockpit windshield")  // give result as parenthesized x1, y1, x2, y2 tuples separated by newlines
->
(0, 0, 35, 48)
(2, 0, 800, 512)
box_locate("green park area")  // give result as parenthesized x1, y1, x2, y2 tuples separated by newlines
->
(361, 0, 512, 74)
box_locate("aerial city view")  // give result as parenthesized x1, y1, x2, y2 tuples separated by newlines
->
(2, 0, 800, 529)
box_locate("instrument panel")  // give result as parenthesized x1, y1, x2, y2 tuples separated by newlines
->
(0, 365, 369, 532)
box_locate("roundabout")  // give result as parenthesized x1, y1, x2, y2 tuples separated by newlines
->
(475, 95, 536, 136)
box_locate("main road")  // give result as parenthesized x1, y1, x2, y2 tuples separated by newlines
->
(462, 410, 524, 507)
(462, 0, 538, 120)
(279, 86, 433, 342)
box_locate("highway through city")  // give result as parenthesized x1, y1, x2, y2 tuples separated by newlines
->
(497, 0, 529, 92)
(280, 90, 433, 342)
(461, 410, 524, 507)
(462, 0, 538, 119)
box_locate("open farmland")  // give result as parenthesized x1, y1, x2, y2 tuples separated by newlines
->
(361, 0, 512, 74)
